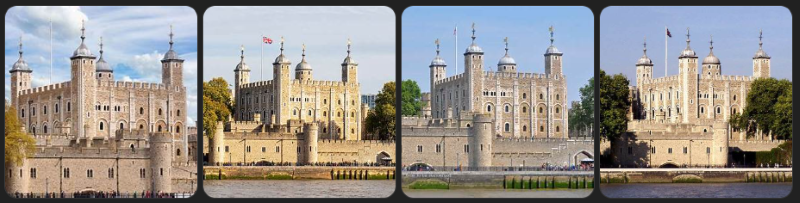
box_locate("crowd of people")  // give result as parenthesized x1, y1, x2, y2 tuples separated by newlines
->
(218, 161, 396, 167)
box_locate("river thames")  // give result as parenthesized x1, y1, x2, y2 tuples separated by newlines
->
(204, 180, 395, 198)
(601, 183, 792, 198)
(403, 189, 592, 198)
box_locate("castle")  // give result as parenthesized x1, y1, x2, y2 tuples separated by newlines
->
(601, 28, 783, 168)
(204, 38, 394, 166)
(401, 24, 592, 169)
(5, 22, 195, 195)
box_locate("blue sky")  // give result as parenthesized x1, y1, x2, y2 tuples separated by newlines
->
(5, 6, 198, 126)
(402, 6, 595, 104)
(203, 6, 395, 95)
(601, 6, 792, 84)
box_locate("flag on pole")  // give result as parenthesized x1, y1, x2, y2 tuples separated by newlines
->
(666, 28, 672, 38)
(263, 36, 273, 44)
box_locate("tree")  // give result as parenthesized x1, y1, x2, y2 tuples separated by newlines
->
(735, 78, 792, 139)
(366, 82, 396, 140)
(599, 70, 630, 141)
(401, 80, 422, 116)
(5, 106, 36, 166)
(203, 77, 233, 139)
(569, 76, 594, 138)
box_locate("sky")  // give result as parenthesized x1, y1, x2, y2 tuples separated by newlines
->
(601, 6, 792, 85)
(203, 6, 396, 95)
(402, 6, 595, 104)
(4, 6, 199, 126)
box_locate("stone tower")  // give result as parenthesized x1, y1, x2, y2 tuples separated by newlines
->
(273, 37, 292, 125)
(234, 45, 250, 121)
(711, 121, 729, 166)
(702, 35, 721, 77)
(9, 36, 32, 107)
(71, 20, 98, 139)
(544, 26, 563, 76)
(161, 25, 184, 87)
(678, 28, 699, 123)
(209, 121, 226, 166)
(464, 23, 484, 112)
(469, 113, 493, 168)
(753, 30, 771, 78)
(497, 37, 517, 73)
(302, 122, 319, 165)
(96, 37, 114, 83)
(635, 38, 654, 88)
(429, 39, 447, 113)
(295, 44, 313, 81)
(149, 132, 173, 193)
(341, 39, 358, 83)
(5, 159, 30, 195)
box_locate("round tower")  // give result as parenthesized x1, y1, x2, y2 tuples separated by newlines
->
(711, 122, 729, 166)
(302, 122, 319, 165)
(753, 29, 771, 78)
(149, 132, 173, 193)
(5, 159, 30, 196)
(430, 38, 447, 112)
(497, 37, 517, 73)
(702, 35, 722, 76)
(295, 44, 313, 81)
(469, 113, 493, 168)
(209, 121, 226, 166)
(9, 36, 32, 107)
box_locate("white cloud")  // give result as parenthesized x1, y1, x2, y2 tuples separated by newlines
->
(128, 51, 165, 82)
(7, 6, 88, 41)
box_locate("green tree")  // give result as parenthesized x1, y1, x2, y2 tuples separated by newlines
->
(735, 78, 792, 139)
(366, 82, 396, 140)
(599, 70, 630, 141)
(5, 106, 36, 166)
(569, 77, 594, 137)
(203, 77, 233, 139)
(401, 80, 422, 116)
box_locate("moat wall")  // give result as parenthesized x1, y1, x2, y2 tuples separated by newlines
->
(203, 166, 395, 180)
(600, 169, 792, 183)
(402, 171, 594, 189)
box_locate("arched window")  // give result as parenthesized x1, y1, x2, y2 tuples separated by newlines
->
(539, 94, 543, 100)
(176, 149, 181, 156)
(176, 126, 181, 133)
(293, 109, 297, 116)
(539, 107, 543, 113)
(337, 112, 341, 117)
(55, 103, 59, 113)
(308, 110, 312, 116)
(43, 125, 48, 134)
(540, 126, 544, 132)
(504, 123, 510, 132)
(351, 111, 355, 117)
(556, 94, 560, 100)
(700, 107, 705, 114)
(67, 102, 71, 111)
(158, 108, 163, 116)
(323, 111, 327, 117)
(99, 122, 104, 131)
(43, 105, 47, 114)
(157, 125, 163, 132)
(177, 110, 181, 116)
(716, 107, 721, 114)
(120, 123, 125, 129)
(522, 93, 527, 99)
(523, 125, 527, 132)
(139, 124, 144, 130)
(140, 107, 144, 115)
(556, 126, 560, 132)
(487, 105, 492, 112)
(522, 106, 527, 113)
(504, 105, 510, 113)
(21, 109, 25, 118)
(555, 107, 560, 114)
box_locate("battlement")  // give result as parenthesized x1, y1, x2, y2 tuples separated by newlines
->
(98, 81, 171, 90)
(641, 75, 680, 85)
(19, 81, 70, 95)
(241, 80, 274, 89)
(485, 71, 550, 80)
(492, 137, 594, 143)
(401, 126, 469, 137)
(33, 146, 151, 159)
(223, 131, 299, 140)
(435, 73, 465, 85)
(699, 74, 753, 82)
(292, 79, 348, 87)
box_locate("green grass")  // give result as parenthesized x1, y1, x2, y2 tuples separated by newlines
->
(673, 175, 703, 183)
(408, 180, 449, 190)
(266, 174, 293, 180)
(367, 174, 392, 180)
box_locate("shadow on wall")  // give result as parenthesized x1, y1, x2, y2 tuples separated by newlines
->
(599, 134, 651, 168)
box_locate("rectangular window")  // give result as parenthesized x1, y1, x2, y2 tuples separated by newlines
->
(464, 145, 470, 153)
(707, 147, 711, 154)
(262, 147, 266, 153)
(435, 144, 441, 153)
(246, 146, 251, 153)
(668, 148, 673, 154)
(30, 168, 36, 178)
(64, 168, 70, 178)
(87, 169, 93, 178)
(417, 145, 423, 153)
(683, 147, 688, 154)
(276, 146, 281, 153)
(225, 146, 229, 152)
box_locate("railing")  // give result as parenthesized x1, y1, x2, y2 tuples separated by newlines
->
(10, 192, 194, 199)
(209, 161, 396, 167)
(403, 165, 593, 172)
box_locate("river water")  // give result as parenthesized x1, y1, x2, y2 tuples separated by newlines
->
(403, 189, 592, 198)
(601, 183, 792, 198)
(204, 180, 395, 198)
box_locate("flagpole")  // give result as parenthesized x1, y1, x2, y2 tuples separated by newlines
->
(665, 26, 668, 77)
(261, 34, 263, 82)
(50, 19, 53, 84)
(454, 25, 457, 77)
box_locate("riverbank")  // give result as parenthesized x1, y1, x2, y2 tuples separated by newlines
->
(600, 168, 792, 183)
(402, 171, 594, 190)
(204, 180, 395, 198)
(203, 166, 395, 180)
(601, 182, 791, 198)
